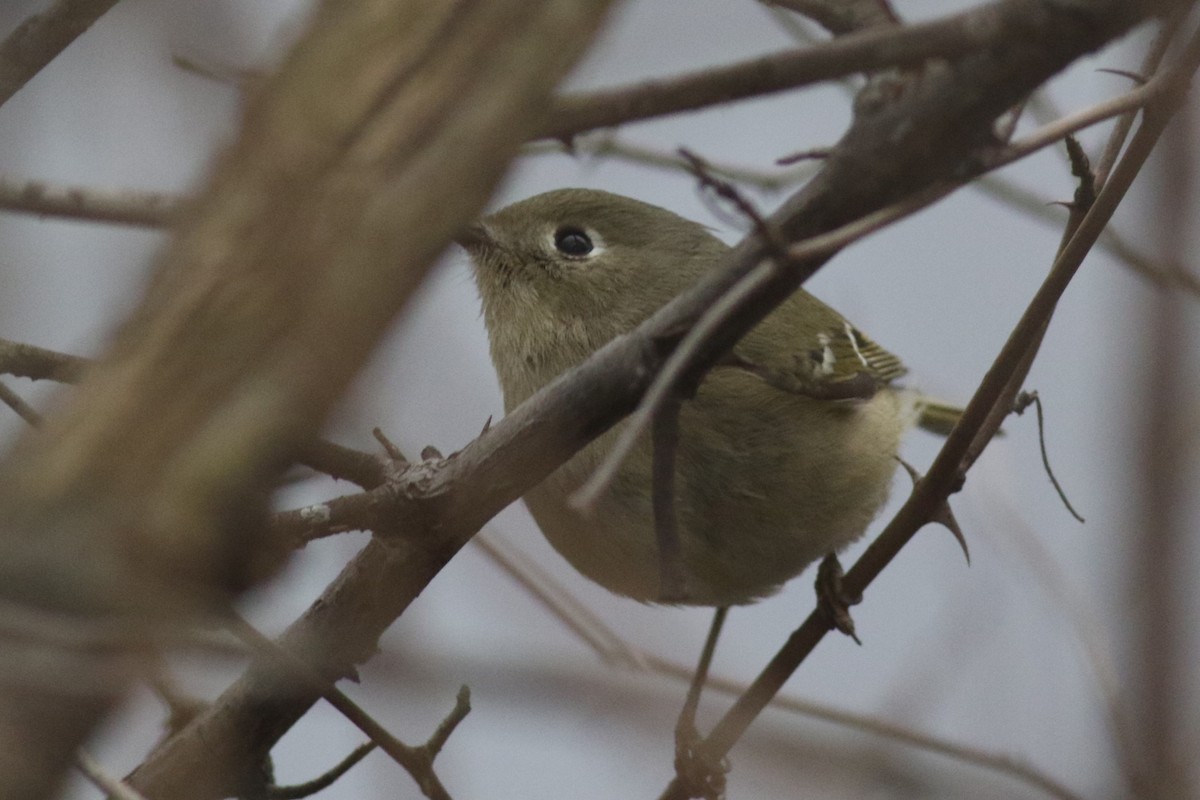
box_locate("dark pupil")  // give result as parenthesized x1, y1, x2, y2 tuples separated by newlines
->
(554, 228, 593, 256)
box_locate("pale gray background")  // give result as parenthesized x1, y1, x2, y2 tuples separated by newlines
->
(0, 1, 1197, 798)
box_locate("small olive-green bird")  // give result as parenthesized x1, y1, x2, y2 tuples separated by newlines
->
(459, 189, 956, 607)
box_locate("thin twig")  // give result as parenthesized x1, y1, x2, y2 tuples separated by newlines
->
(0, 380, 42, 426)
(980, 492, 1127, 787)
(227, 617, 459, 800)
(540, 8, 1010, 140)
(523, 134, 816, 193)
(1013, 391, 1084, 522)
(1093, 6, 1189, 190)
(0, 178, 178, 227)
(417, 686, 471, 761)
(989, 75, 1172, 168)
(760, 0, 897, 36)
(76, 751, 148, 800)
(268, 742, 376, 800)
(972, 177, 1200, 298)
(473, 529, 652, 670)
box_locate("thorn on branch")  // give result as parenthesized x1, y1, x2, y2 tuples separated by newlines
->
(1013, 390, 1085, 523)
(897, 457, 970, 563)
(1096, 67, 1149, 86)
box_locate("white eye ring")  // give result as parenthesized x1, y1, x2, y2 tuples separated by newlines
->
(547, 227, 606, 258)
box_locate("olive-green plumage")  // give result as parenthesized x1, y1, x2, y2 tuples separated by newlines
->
(462, 189, 935, 606)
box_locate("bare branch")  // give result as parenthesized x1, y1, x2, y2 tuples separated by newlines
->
(229, 618, 460, 800)
(268, 742, 376, 800)
(0, 380, 42, 426)
(76, 751, 148, 800)
(1013, 391, 1085, 522)
(760, 0, 898, 36)
(0, 336, 87, 382)
(0, 0, 121, 108)
(1094, 4, 1190, 189)
(0, 178, 178, 228)
(540, 8, 1006, 140)
(523, 134, 817, 192)
(417, 686, 471, 762)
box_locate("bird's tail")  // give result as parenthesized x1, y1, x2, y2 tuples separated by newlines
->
(914, 397, 966, 437)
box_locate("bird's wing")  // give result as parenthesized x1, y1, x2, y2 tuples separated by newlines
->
(725, 295, 908, 402)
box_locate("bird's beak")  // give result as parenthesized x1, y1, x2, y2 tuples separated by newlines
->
(454, 221, 494, 252)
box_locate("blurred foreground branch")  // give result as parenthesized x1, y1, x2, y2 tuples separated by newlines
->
(0, 0, 122, 108)
(0, 0, 615, 797)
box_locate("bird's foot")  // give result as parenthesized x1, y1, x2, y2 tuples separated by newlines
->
(674, 720, 728, 800)
(816, 553, 862, 645)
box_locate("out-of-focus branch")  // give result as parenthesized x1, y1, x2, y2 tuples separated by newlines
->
(0, 336, 87, 381)
(0, 0, 616, 797)
(0, 0, 121, 108)
(1129, 54, 1196, 800)
(76, 751, 147, 800)
(0, 178, 178, 227)
(522, 134, 817, 193)
(0, 380, 42, 426)
(539, 0, 1178, 141)
(760, 0, 898, 36)
(539, 8, 1001, 140)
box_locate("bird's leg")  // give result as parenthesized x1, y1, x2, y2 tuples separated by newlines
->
(674, 606, 729, 800)
(815, 553, 862, 645)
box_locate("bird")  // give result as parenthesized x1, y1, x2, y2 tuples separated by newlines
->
(458, 188, 955, 608)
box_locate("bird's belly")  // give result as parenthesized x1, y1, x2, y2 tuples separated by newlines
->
(522, 388, 910, 606)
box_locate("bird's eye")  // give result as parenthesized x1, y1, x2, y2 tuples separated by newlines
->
(553, 227, 593, 256)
